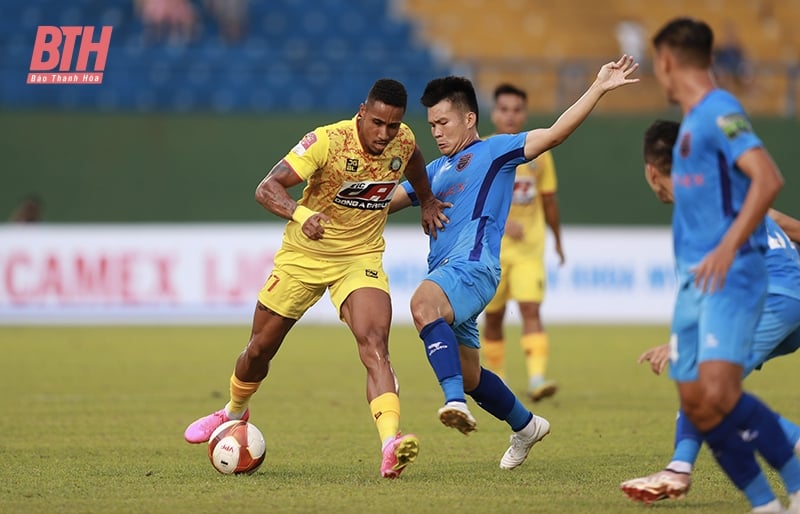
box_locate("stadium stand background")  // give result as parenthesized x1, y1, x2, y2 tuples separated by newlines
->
(1, 0, 798, 223)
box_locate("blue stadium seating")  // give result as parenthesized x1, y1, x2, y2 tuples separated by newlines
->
(0, 0, 452, 112)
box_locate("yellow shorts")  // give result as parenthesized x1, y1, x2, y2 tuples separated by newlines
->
(257, 247, 389, 320)
(485, 254, 546, 312)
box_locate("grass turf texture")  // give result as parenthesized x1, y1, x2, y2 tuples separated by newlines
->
(1, 324, 798, 513)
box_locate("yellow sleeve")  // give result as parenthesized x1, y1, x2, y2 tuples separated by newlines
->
(282, 128, 330, 180)
(538, 151, 557, 194)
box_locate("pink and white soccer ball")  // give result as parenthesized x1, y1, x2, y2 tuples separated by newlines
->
(207, 420, 266, 474)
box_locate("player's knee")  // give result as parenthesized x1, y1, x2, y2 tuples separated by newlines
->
(244, 332, 281, 363)
(410, 298, 436, 330)
(355, 329, 389, 361)
(518, 302, 542, 320)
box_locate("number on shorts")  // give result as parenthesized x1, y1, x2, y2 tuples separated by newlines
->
(265, 273, 280, 292)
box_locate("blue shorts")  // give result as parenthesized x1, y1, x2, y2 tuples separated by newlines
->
(748, 294, 800, 374)
(425, 258, 500, 348)
(669, 252, 767, 382)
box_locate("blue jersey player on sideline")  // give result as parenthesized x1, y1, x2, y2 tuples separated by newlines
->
(645, 18, 800, 513)
(389, 55, 639, 469)
(620, 119, 800, 505)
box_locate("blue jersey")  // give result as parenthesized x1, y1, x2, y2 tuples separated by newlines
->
(672, 89, 765, 271)
(401, 134, 527, 271)
(765, 216, 800, 300)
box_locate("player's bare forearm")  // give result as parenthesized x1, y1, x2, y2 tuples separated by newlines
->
(525, 83, 604, 159)
(403, 147, 434, 205)
(542, 194, 562, 240)
(254, 160, 305, 220)
(769, 208, 800, 242)
(524, 56, 639, 160)
(719, 149, 783, 253)
(389, 187, 412, 214)
(694, 149, 782, 291)
(403, 146, 449, 237)
(542, 194, 564, 263)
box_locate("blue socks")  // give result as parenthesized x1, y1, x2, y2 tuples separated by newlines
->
(419, 319, 534, 432)
(672, 409, 703, 467)
(777, 413, 800, 451)
(467, 367, 532, 432)
(737, 394, 800, 494)
(703, 395, 773, 506)
(420, 318, 464, 403)
(673, 407, 800, 474)
(702, 393, 800, 506)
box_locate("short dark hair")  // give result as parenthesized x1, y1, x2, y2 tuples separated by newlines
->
(652, 17, 713, 68)
(643, 119, 680, 175)
(367, 78, 407, 111)
(421, 76, 480, 123)
(493, 83, 527, 102)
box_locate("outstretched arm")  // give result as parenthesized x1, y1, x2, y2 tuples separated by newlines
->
(255, 160, 330, 240)
(524, 55, 639, 160)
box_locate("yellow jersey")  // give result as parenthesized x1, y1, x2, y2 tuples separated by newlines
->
(503, 150, 557, 257)
(281, 116, 416, 259)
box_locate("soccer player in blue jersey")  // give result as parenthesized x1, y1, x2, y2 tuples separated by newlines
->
(646, 18, 800, 512)
(389, 55, 639, 469)
(620, 119, 800, 506)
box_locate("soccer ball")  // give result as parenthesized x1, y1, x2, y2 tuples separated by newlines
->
(208, 420, 266, 475)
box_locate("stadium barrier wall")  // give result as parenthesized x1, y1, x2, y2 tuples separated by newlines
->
(0, 224, 676, 325)
(2, 112, 798, 225)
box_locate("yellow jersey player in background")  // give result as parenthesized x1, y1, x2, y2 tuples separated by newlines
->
(481, 84, 565, 402)
(184, 78, 445, 479)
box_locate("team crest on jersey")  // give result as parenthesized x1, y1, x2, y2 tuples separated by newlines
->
(456, 153, 472, 171)
(717, 113, 753, 139)
(334, 180, 398, 210)
(346, 158, 359, 173)
(389, 156, 402, 171)
(291, 132, 317, 156)
(679, 132, 691, 158)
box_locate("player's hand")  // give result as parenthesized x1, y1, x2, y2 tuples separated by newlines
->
(420, 198, 451, 240)
(637, 344, 670, 375)
(555, 240, 565, 265)
(692, 243, 736, 293)
(505, 220, 524, 241)
(301, 212, 331, 240)
(595, 55, 640, 92)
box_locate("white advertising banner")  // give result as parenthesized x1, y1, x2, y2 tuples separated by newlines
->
(0, 224, 676, 325)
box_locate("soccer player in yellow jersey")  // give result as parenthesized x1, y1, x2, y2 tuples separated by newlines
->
(481, 84, 565, 402)
(184, 79, 445, 479)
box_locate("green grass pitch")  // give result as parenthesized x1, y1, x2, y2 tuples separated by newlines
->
(1, 324, 798, 513)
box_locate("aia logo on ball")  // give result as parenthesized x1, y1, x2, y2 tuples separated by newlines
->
(28, 25, 113, 85)
(456, 153, 472, 172)
(679, 132, 691, 158)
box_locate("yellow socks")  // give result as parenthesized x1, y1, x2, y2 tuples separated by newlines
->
(226, 372, 261, 417)
(481, 337, 506, 379)
(370, 392, 400, 445)
(521, 332, 549, 382)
